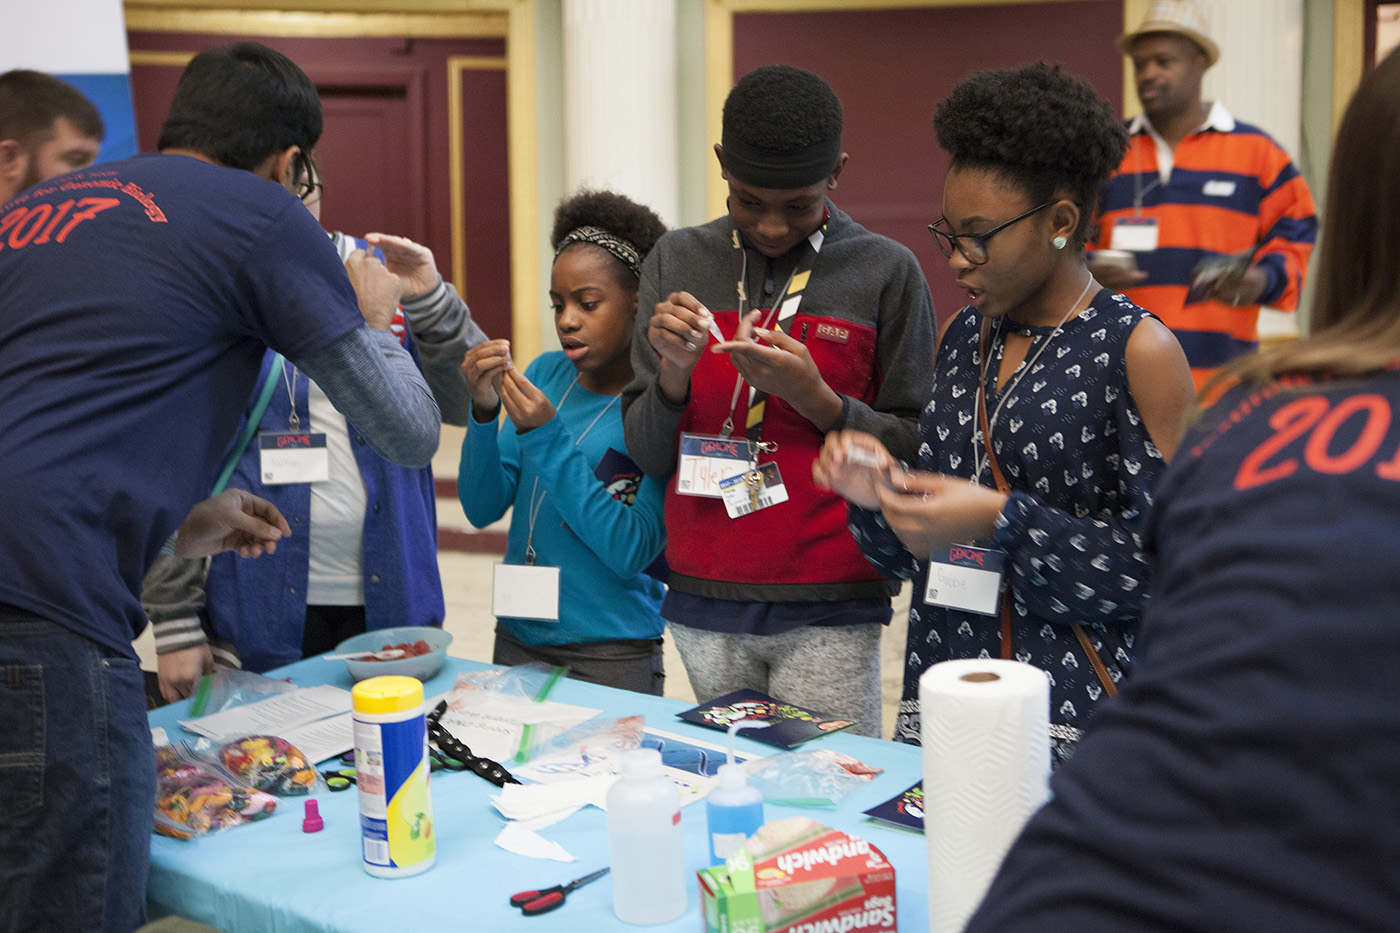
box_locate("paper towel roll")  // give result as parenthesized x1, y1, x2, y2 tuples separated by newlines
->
(921, 659, 1050, 933)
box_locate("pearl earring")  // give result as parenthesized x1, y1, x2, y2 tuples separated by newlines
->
(1052, 235, 1068, 250)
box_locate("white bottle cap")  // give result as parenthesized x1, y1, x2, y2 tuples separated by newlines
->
(716, 762, 747, 789)
(620, 747, 662, 778)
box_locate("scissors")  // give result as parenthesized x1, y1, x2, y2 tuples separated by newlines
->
(509, 867, 610, 916)
(322, 767, 357, 791)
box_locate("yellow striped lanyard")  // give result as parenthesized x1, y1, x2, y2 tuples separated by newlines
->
(720, 211, 828, 450)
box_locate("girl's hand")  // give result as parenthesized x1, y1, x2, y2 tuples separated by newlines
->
(873, 471, 1007, 557)
(498, 366, 556, 432)
(461, 339, 512, 420)
(813, 430, 896, 510)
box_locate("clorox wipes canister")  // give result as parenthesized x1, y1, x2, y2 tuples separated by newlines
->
(352, 675, 436, 877)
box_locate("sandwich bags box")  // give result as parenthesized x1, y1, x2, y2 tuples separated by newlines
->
(697, 817, 896, 933)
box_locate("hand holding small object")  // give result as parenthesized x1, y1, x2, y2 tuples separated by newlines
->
(461, 339, 512, 419)
(813, 431, 896, 510)
(873, 471, 1008, 556)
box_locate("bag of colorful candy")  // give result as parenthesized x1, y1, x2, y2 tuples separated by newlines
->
(154, 742, 277, 840)
(190, 734, 326, 795)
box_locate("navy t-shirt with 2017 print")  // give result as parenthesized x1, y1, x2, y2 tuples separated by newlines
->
(0, 153, 362, 656)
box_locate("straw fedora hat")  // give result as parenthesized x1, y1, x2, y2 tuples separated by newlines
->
(1118, 0, 1220, 67)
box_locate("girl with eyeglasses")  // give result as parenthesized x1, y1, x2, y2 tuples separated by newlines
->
(816, 62, 1193, 760)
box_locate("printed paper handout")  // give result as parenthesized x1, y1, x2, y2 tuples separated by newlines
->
(863, 780, 924, 832)
(676, 689, 858, 749)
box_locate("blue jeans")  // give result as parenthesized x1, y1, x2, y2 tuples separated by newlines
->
(0, 607, 154, 932)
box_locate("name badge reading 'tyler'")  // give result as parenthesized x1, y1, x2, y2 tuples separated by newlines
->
(923, 545, 1006, 616)
(676, 433, 754, 499)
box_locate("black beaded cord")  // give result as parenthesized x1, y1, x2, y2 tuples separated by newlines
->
(426, 700, 521, 787)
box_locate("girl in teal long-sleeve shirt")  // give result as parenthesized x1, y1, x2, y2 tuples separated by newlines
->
(458, 190, 669, 694)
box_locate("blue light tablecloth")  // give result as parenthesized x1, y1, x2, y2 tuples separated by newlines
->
(147, 656, 928, 932)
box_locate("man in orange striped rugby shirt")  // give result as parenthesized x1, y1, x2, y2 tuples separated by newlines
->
(1089, 0, 1317, 391)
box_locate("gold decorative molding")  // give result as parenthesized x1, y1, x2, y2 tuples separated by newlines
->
(124, 0, 508, 13)
(446, 54, 508, 305)
(1332, 0, 1365, 134)
(128, 50, 195, 67)
(1122, 0, 1149, 118)
(123, 9, 506, 37)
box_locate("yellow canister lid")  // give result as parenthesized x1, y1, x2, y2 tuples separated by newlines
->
(352, 675, 424, 714)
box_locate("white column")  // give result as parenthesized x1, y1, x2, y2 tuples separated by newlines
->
(1199, 0, 1305, 158)
(561, 0, 679, 228)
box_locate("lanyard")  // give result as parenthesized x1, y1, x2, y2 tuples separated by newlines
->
(279, 358, 302, 432)
(719, 210, 828, 446)
(522, 378, 618, 565)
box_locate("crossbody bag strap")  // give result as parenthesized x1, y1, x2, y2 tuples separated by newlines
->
(976, 322, 1015, 661)
(976, 322, 1117, 697)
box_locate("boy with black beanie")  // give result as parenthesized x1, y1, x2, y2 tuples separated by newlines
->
(621, 64, 935, 734)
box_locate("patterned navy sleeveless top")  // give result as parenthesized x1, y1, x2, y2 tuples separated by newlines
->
(851, 288, 1167, 760)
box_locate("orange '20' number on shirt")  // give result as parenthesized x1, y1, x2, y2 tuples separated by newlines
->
(1235, 394, 1395, 490)
(0, 197, 121, 251)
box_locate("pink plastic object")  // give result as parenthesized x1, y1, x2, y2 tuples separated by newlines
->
(302, 799, 324, 833)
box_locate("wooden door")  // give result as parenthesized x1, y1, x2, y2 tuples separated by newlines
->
(127, 32, 512, 342)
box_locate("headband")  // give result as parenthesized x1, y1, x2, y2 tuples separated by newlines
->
(720, 133, 842, 189)
(554, 226, 643, 279)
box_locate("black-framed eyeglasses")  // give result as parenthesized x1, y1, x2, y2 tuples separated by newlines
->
(927, 201, 1052, 265)
(290, 148, 322, 202)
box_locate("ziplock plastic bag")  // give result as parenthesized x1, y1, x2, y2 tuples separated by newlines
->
(437, 663, 588, 765)
(447, 661, 564, 703)
(510, 715, 645, 780)
(194, 668, 297, 719)
(187, 734, 327, 795)
(154, 742, 278, 839)
(739, 749, 884, 807)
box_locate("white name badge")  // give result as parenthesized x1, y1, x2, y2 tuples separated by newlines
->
(1110, 217, 1159, 252)
(676, 433, 754, 499)
(492, 563, 561, 622)
(923, 545, 1006, 616)
(718, 462, 790, 519)
(258, 432, 329, 485)
(1202, 179, 1237, 197)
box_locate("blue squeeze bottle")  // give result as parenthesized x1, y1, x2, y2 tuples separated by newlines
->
(706, 721, 766, 865)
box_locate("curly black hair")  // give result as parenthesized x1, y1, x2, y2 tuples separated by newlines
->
(933, 62, 1126, 245)
(722, 64, 842, 153)
(550, 188, 667, 288)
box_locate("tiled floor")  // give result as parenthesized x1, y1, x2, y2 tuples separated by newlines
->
(135, 424, 913, 737)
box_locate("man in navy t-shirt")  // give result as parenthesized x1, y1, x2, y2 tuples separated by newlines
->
(0, 43, 440, 931)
